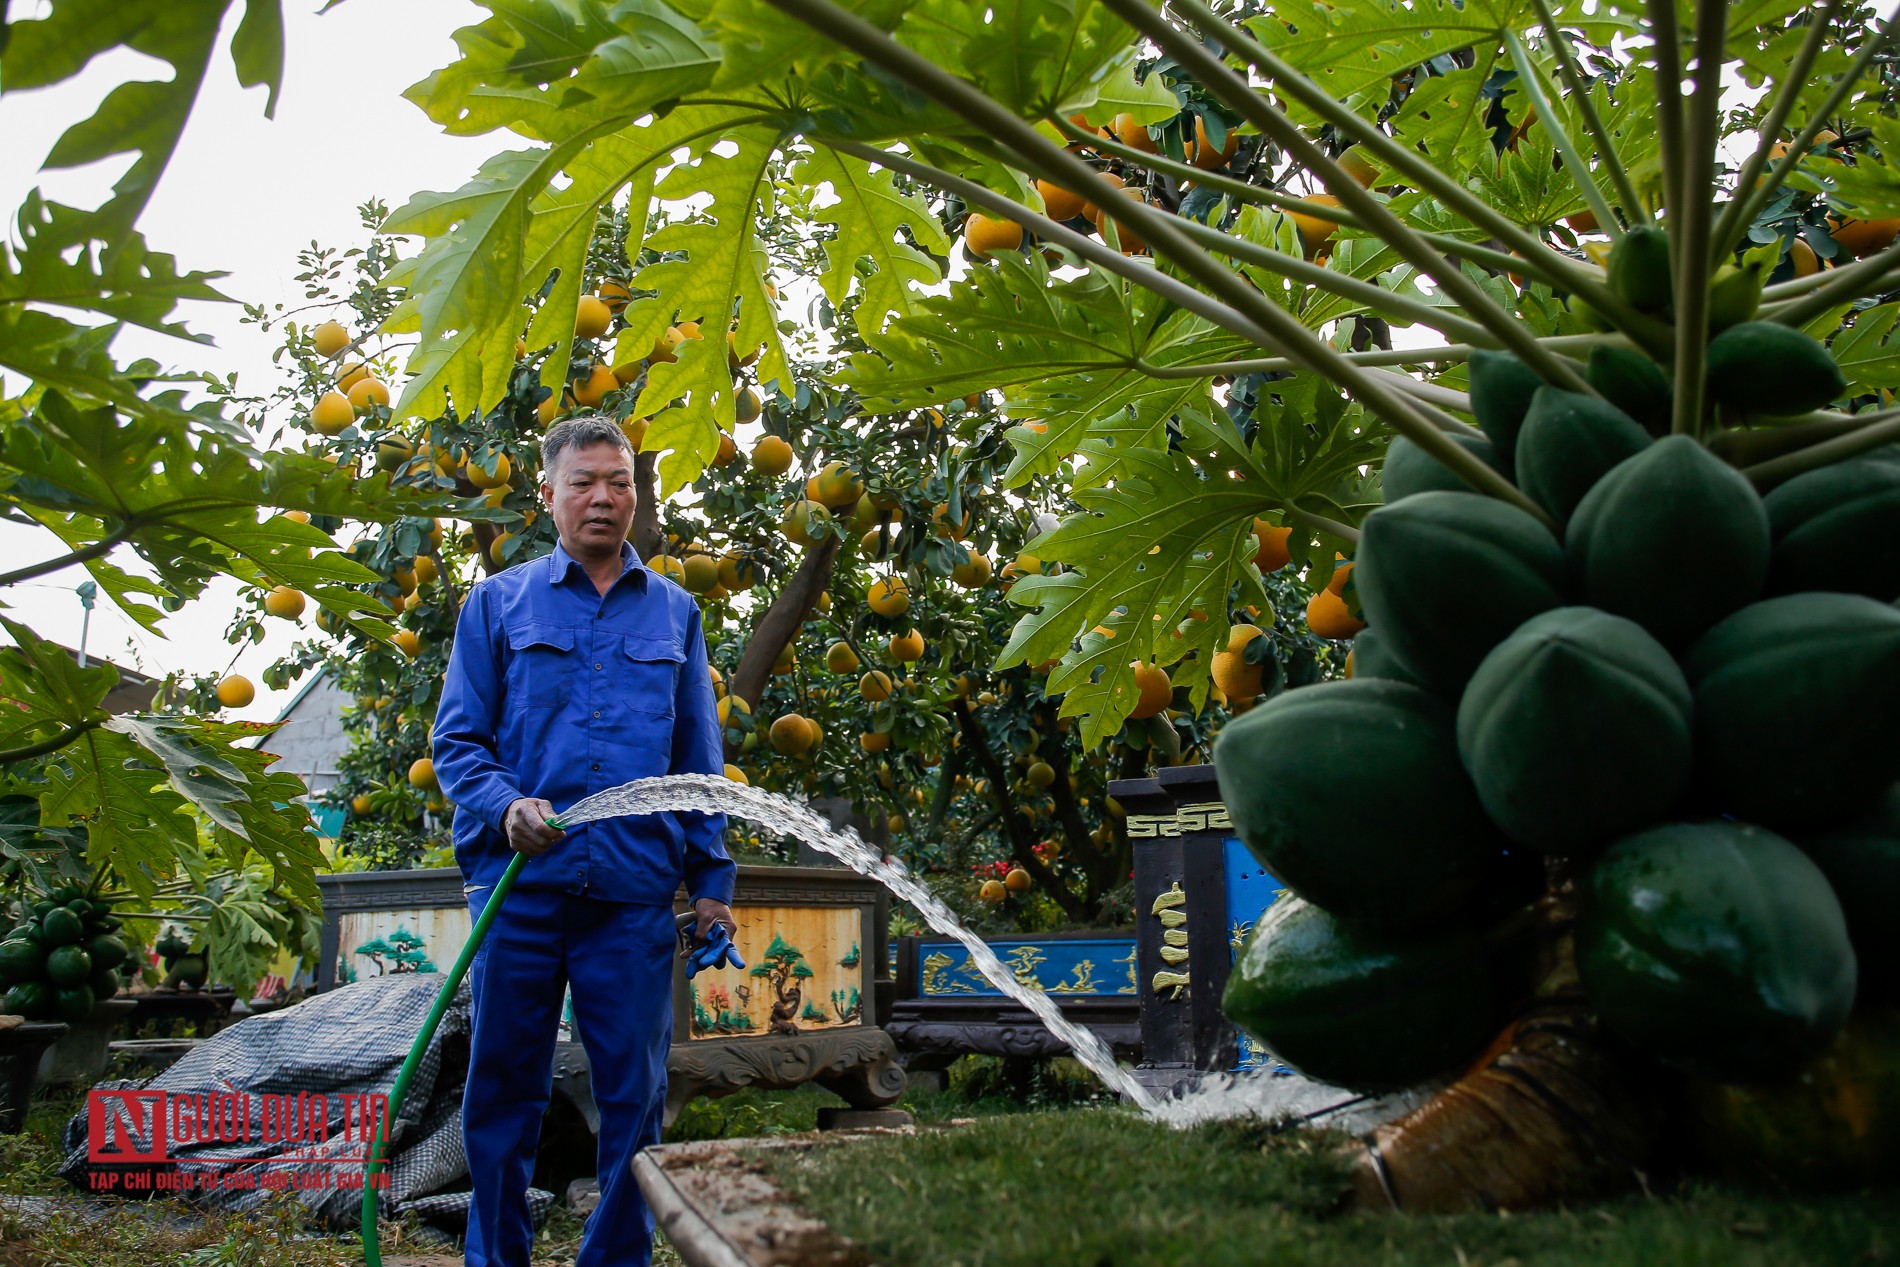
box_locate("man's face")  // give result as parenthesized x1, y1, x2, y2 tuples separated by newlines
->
(543, 440, 637, 557)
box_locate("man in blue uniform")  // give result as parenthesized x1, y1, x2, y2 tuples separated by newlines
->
(433, 415, 736, 1267)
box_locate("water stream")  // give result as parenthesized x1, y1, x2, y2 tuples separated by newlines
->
(554, 774, 1161, 1112)
(557, 775, 1424, 1133)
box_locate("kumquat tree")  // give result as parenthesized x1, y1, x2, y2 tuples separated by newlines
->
(359, 0, 1900, 1211)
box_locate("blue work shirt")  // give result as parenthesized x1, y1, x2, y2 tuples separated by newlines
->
(432, 538, 735, 907)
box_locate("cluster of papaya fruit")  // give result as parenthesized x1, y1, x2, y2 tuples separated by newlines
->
(0, 886, 134, 1023)
(1214, 285, 1900, 1142)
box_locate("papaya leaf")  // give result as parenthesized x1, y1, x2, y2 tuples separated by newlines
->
(631, 131, 786, 487)
(1827, 301, 1900, 393)
(0, 617, 116, 750)
(694, 0, 912, 90)
(0, 194, 229, 337)
(1, 1, 247, 236)
(403, 0, 653, 140)
(901, 0, 1137, 115)
(1, 394, 427, 630)
(384, 140, 607, 427)
(998, 403, 1287, 743)
(790, 147, 949, 334)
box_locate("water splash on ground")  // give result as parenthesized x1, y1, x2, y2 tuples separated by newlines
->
(555, 774, 1159, 1112)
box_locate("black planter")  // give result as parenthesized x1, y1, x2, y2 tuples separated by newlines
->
(0, 1020, 69, 1134)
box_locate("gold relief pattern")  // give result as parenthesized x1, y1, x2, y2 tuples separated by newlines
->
(1149, 882, 1190, 1000)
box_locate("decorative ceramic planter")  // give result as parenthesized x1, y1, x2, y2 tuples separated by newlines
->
(0, 1019, 69, 1134)
(37, 997, 137, 1089)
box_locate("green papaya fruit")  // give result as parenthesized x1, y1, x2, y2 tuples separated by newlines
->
(1222, 898, 1500, 1093)
(1213, 678, 1502, 932)
(1515, 387, 1653, 526)
(48, 886, 82, 906)
(53, 984, 95, 1023)
(39, 906, 83, 946)
(88, 963, 121, 1000)
(1585, 345, 1672, 435)
(1685, 593, 1900, 829)
(1578, 820, 1856, 1082)
(1380, 431, 1507, 502)
(173, 954, 207, 988)
(1706, 321, 1847, 416)
(1798, 782, 1900, 1002)
(0, 938, 45, 985)
(1607, 224, 1673, 311)
(1344, 626, 1421, 687)
(44, 944, 91, 987)
(1708, 261, 1766, 331)
(1763, 457, 1900, 601)
(3, 980, 53, 1020)
(1566, 435, 1771, 649)
(86, 933, 127, 972)
(1457, 607, 1692, 855)
(1355, 491, 1566, 694)
(1687, 1007, 1900, 1191)
(1467, 349, 1544, 468)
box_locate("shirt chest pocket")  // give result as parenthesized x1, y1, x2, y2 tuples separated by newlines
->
(505, 623, 576, 709)
(619, 634, 683, 716)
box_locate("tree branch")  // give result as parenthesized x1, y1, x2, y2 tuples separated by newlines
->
(1770, 236, 1900, 327)
(1504, 28, 1621, 240)
(1161, 0, 1656, 341)
(629, 450, 663, 561)
(731, 535, 840, 710)
(816, 136, 1544, 524)
(0, 526, 137, 589)
(1741, 412, 1900, 488)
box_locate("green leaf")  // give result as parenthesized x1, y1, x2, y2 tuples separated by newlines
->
(383, 139, 603, 426)
(3, 2, 232, 234)
(1, 194, 229, 335)
(628, 130, 785, 487)
(230, 0, 285, 118)
(791, 147, 949, 334)
(1828, 301, 1900, 394)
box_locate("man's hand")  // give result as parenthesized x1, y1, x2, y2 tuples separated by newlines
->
(504, 798, 565, 856)
(693, 897, 736, 943)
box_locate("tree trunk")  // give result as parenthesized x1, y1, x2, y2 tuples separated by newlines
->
(731, 535, 840, 709)
(628, 451, 663, 562)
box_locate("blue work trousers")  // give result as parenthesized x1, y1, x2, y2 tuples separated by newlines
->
(462, 888, 676, 1267)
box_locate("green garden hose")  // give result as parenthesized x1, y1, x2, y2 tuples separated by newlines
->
(360, 843, 534, 1265)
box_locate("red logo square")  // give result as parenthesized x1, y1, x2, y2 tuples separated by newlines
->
(88, 1089, 168, 1162)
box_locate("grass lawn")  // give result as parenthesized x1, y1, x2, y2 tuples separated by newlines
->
(759, 1109, 1900, 1267)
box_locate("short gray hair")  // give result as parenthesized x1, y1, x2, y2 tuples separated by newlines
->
(541, 415, 635, 481)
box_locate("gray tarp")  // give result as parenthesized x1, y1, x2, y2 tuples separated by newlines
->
(55, 974, 554, 1231)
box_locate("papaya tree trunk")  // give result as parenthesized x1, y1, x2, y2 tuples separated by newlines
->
(731, 535, 840, 709)
(949, 699, 1090, 923)
(1349, 880, 1658, 1212)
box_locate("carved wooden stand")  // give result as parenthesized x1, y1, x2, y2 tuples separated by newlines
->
(664, 1026, 907, 1126)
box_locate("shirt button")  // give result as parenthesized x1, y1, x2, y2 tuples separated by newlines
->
(595, 663, 602, 670)
(593, 710, 601, 718)
(592, 763, 600, 771)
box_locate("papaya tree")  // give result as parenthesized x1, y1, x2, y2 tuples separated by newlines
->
(377, 0, 1900, 1208)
